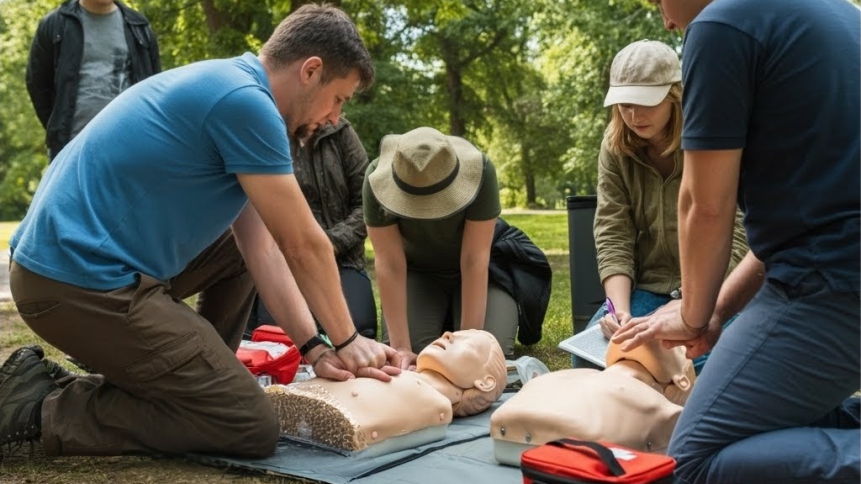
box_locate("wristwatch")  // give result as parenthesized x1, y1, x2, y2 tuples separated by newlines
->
(299, 334, 330, 358)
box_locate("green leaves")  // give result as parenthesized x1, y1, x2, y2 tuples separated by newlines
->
(0, 0, 681, 220)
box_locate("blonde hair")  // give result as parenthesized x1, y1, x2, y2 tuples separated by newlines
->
(604, 82, 682, 159)
(451, 332, 507, 417)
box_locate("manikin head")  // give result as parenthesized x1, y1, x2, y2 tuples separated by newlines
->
(260, 4, 375, 139)
(417, 330, 506, 417)
(605, 338, 695, 406)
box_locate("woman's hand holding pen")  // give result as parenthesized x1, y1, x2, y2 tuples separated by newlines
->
(599, 311, 631, 339)
(600, 297, 631, 340)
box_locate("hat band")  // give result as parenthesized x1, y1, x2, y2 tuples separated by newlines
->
(392, 159, 460, 196)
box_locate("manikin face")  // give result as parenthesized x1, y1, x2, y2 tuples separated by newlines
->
(618, 97, 672, 144)
(648, 0, 711, 31)
(417, 330, 494, 390)
(288, 65, 360, 140)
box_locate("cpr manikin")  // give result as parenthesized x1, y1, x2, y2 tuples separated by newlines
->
(490, 339, 696, 465)
(266, 329, 506, 453)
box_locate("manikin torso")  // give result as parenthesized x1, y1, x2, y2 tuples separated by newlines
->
(266, 329, 506, 452)
(489, 340, 695, 461)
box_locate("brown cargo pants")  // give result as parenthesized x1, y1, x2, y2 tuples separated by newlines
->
(9, 230, 279, 457)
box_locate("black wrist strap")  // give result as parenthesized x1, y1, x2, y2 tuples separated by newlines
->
(333, 330, 359, 352)
(299, 334, 330, 357)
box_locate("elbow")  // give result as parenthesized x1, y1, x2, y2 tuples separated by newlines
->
(276, 226, 332, 265)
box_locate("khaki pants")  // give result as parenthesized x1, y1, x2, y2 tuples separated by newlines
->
(9, 231, 279, 457)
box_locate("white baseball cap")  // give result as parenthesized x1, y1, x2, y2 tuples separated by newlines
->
(604, 40, 681, 107)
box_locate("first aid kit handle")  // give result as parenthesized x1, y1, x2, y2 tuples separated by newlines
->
(547, 439, 626, 477)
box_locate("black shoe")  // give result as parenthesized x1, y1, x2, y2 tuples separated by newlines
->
(0, 346, 59, 449)
(0, 345, 43, 387)
(64, 355, 94, 374)
(43, 359, 76, 381)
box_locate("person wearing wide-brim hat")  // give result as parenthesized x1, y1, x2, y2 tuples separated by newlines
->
(363, 126, 519, 368)
(575, 39, 748, 372)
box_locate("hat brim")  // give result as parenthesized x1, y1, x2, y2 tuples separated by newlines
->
(369, 134, 484, 220)
(603, 84, 672, 107)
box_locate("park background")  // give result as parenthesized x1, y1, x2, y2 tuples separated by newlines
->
(2, 1, 858, 483)
(0, 0, 681, 221)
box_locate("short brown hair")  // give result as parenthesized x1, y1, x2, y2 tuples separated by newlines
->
(261, 3, 374, 91)
(604, 82, 682, 159)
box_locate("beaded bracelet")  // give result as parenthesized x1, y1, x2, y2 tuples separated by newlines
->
(333, 330, 359, 352)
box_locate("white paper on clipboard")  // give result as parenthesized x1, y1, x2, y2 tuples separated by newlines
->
(557, 324, 608, 368)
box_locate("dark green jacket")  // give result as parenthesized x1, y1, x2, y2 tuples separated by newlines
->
(293, 118, 369, 271)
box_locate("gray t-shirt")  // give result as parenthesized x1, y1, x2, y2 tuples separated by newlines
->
(71, 7, 131, 138)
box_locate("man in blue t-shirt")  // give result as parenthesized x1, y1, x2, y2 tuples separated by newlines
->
(613, 0, 860, 482)
(0, 4, 398, 459)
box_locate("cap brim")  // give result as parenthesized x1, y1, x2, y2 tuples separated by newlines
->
(604, 84, 672, 107)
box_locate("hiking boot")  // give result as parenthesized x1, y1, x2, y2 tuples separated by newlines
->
(0, 345, 43, 387)
(0, 346, 59, 449)
(43, 359, 76, 381)
(65, 355, 94, 374)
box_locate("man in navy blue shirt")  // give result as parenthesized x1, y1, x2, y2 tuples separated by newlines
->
(614, 0, 860, 482)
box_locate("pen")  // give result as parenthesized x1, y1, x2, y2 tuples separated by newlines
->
(605, 297, 620, 325)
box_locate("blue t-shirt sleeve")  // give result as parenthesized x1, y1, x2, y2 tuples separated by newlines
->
(203, 87, 293, 174)
(681, 22, 761, 151)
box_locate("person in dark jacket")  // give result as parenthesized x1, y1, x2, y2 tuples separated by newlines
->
(249, 117, 377, 339)
(26, 0, 161, 160)
(488, 218, 552, 347)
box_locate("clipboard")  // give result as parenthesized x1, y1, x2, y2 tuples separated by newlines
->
(557, 324, 608, 368)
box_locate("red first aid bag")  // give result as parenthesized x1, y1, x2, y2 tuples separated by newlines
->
(236, 325, 301, 384)
(521, 439, 675, 484)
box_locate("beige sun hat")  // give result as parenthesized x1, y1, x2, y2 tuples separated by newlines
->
(603, 40, 681, 107)
(368, 127, 484, 220)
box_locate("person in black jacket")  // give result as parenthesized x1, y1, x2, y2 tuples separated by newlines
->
(26, 0, 161, 160)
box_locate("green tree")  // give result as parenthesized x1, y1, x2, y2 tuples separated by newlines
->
(0, 0, 55, 220)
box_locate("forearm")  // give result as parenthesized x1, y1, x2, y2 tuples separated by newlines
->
(279, 227, 355, 344)
(243, 239, 318, 347)
(713, 250, 764, 324)
(376, 261, 410, 349)
(602, 274, 633, 313)
(678, 185, 736, 329)
(460, 262, 489, 330)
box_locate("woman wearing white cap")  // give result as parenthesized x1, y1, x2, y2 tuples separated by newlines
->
(363, 127, 518, 369)
(576, 40, 748, 372)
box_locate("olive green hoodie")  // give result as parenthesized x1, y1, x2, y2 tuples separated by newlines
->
(593, 140, 748, 295)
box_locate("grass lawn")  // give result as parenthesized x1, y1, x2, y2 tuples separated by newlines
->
(0, 210, 579, 483)
(0, 221, 18, 251)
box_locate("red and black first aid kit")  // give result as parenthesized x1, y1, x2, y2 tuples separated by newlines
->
(236, 325, 301, 384)
(521, 439, 675, 484)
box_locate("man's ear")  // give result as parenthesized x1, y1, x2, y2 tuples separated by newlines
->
(299, 56, 323, 85)
(474, 375, 497, 393)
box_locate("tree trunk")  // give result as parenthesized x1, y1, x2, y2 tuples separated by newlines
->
(200, 0, 228, 34)
(445, 62, 466, 137)
(522, 145, 536, 206)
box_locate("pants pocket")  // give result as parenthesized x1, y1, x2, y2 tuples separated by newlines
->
(16, 300, 60, 319)
(123, 332, 202, 383)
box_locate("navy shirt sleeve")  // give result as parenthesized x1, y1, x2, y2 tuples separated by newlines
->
(681, 22, 761, 151)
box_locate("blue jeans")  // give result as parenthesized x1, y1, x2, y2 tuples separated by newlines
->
(571, 289, 734, 373)
(670, 274, 860, 483)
